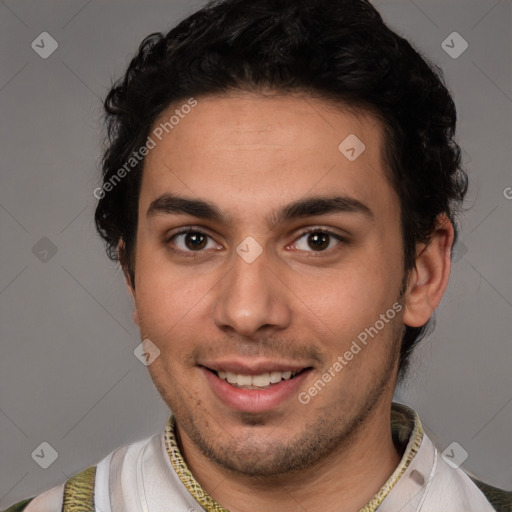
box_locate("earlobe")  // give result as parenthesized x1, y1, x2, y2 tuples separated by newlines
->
(402, 214, 454, 328)
(132, 307, 140, 326)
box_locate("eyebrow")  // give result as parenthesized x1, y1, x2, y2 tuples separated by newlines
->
(146, 192, 374, 229)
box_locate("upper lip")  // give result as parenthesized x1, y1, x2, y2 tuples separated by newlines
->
(200, 359, 313, 375)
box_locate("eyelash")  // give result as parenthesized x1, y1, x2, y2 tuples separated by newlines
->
(165, 227, 347, 258)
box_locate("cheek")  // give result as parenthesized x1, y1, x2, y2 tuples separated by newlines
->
(134, 248, 216, 345)
(136, 278, 202, 338)
(303, 248, 403, 353)
(318, 246, 401, 308)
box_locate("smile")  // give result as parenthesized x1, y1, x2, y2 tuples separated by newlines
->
(211, 369, 305, 389)
(200, 364, 313, 412)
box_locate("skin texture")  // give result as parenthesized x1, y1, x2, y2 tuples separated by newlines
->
(121, 92, 454, 512)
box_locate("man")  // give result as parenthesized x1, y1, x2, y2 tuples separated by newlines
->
(4, 0, 511, 510)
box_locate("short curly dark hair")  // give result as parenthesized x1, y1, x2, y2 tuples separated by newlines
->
(94, 0, 468, 381)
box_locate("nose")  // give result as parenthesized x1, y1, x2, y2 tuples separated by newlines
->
(211, 246, 292, 338)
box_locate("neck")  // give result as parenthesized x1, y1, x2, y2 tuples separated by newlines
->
(177, 400, 403, 512)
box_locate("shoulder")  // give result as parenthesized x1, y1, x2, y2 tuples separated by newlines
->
(470, 477, 512, 512)
(1, 498, 34, 512)
(1, 466, 95, 512)
(1, 432, 161, 512)
(1, 481, 66, 512)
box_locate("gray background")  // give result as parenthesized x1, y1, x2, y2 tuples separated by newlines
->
(0, 0, 511, 507)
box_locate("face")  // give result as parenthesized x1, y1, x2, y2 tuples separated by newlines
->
(130, 93, 406, 477)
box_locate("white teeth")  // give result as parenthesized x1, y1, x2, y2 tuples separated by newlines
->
(252, 373, 271, 387)
(226, 372, 237, 384)
(270, 371, 283, 383)
(216, 370, 299, 388)
(236, 374, 252, 386)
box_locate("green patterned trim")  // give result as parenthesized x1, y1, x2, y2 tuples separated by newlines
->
(163, 402, 423, 512)
(62, 466, 96, 512)
(1, 498, 34, 512)
(164, 417, 229, 512)
(358, 403, 424, 511)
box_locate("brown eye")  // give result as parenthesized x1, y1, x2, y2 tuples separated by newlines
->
(167, 229, 219, 254)
(307, 232, 330, 251)
(183, 232, 208, 250)
(294, 230, 343, 253)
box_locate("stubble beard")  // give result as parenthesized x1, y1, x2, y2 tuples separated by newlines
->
(150, 320, 402, 479)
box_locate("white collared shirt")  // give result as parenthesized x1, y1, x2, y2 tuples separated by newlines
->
(20, 404, 498, 512)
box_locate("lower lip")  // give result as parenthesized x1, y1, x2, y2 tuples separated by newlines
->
(201, 367, 311, 413)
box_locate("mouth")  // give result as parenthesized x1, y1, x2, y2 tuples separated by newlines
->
(199, 363, 314, 413)
(204, 367, 311, 390)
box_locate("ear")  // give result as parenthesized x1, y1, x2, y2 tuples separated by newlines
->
(402, 214, 454, 328)
(117, 239, 140, 327)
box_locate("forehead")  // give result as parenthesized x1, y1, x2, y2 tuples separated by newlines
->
(139, 93, 397, 224)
